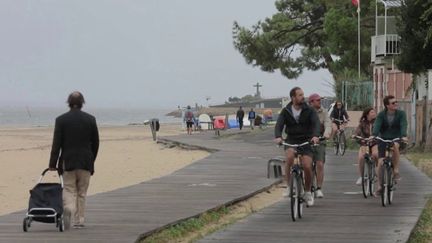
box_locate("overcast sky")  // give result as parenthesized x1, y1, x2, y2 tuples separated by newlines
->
(0, 0, 334, 109)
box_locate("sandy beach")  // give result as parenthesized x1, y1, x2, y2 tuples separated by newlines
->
(0, 124, 209, 216)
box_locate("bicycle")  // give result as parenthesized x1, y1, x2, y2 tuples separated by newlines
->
(353, 136, 376, 198)
(280, 140, 321, 221)
(332, 118, 348, 156)
(375, 137, 404, 207)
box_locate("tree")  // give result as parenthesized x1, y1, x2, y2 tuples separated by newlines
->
(397, 1, 432, 151)
(232, 0, 375, 84)
(397, 0, 432, 74)
(228, 96, 241, 103)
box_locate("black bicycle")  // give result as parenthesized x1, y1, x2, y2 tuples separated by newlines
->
(375, 137, 404, 207)
(353, 136, 376, 198)
(280, 141, 312, 221)
(332, 119, 348, 156)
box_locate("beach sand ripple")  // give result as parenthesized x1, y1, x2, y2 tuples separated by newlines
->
(0, 124, 208, 215)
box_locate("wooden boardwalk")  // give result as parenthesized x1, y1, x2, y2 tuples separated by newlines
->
(0, 128, 281, 242)
(199, 147, 432, 243)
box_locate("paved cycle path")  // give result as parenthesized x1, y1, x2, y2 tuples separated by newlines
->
(0, 128, 281, 242)
(199, 147, 432, 243)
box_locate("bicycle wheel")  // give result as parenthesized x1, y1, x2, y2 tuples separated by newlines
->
(339, 132, 346, 156)
(362, 160, 369, 198)
(381, 164, 389, 207)
(388, 168, 394, 205)
(368, 161, 375, 197)
(297, 175, 304, 218)
(290, 174, 298, 221)
(333, 134, 339, 155)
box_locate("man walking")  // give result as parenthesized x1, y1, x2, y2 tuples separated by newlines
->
(236, 106, 245, 130)
(49, 91, 99, 229)
(248, 108, 256, 130)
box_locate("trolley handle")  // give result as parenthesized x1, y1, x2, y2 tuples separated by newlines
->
(39, 168, 64, 188)
(41, 168, 62, 176)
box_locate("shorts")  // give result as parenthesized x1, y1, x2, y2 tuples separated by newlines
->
(313, 143, 326, 162)
(186, 121, 193, 128)
(378, 141, 405, 158)
(284, 141, 314, 158)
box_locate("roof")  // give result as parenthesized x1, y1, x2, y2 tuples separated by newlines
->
(378, 0, 402, 8)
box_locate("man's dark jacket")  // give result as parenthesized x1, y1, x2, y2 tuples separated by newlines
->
(275, 102, 320, 143)
(49, 109, 99, 174)
(236, 109, 245, 119)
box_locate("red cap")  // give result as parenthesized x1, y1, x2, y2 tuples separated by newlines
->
(308, 93, 321, 102)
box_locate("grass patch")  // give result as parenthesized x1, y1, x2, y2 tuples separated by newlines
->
(406, 151, 432, 243)
(408, 198, 432, 243)
(406, 152, 432, 177)
(138, 185, 283, 243)
(140, 207, 230, 243)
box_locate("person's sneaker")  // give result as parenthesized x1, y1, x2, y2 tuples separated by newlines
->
(373, 187, 382, 197)
(355, 177, 362, 185)
(73, 224, 85, 229)
(304, 191, 314, 206)
(315, 189, 324, 198)
(282, 186, 291, 197)
(394, 172, 402, 182)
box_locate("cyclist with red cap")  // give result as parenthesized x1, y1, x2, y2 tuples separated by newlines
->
(308, 93, 331, 198)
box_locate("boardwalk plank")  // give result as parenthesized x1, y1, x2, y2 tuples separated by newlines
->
(0, 129, 279, 242)
(198, 147, 432, 243)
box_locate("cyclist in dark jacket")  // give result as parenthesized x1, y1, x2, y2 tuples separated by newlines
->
(330, 101, 350, 140)
(275, 87, 320, 207)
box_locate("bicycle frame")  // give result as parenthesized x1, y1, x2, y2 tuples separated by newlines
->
(353, 136, 376, 198)
(375, 137, 402, 206)
(281, 141, 310, 221)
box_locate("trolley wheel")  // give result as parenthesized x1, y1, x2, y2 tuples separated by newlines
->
(58, 216, 65, 232)
(23, 218, 29, 232)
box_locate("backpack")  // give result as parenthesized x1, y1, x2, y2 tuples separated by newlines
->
(185, 111, 193, 122)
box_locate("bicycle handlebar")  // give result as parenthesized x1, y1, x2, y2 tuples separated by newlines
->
(374, 137, 404, 144)
(332, 118, 348, 123)
(279, 137, 326, 148)
(352, 136, 374, 142)
(281, 141, 310, 148)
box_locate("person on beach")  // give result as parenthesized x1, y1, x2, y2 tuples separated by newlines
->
(184, 105, 194, 135)
(248, 108, 256, 130)
(236, 106, 245, 130)
(274, 87, 320, 207)
(49, 91, 99, 230)
(352, 107, 379, 186)
(308, 93, 331, 198)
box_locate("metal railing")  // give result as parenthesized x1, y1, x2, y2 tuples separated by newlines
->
(371, 34, 401, 62)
